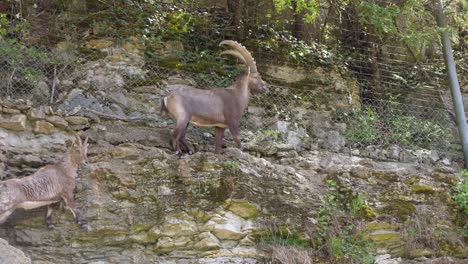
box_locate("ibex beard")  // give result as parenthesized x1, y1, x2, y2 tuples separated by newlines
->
(0, 134, 90, 230)
(161, 40, 268, 157)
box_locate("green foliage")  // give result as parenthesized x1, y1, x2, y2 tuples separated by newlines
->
(0, 15, 77, 100)
(188, 182, 211, 197)
(0, 13, 8, 37)
(273, 0, 320, 22)
(221, 161, 241, 175)
(314, 180, 374, 264)
(254, 26, 340, 66)
(452, 169, 468, 237)
(261, 230, 311, 248)
(357, 0, 437, 60)
(342, 107, 382, 146)
(261, 129, 282, 142)
(341, 103, 452, 150)
(453, 170, 468, 216)
(350, 194, 365, 217)
(388, 115, 448, 148)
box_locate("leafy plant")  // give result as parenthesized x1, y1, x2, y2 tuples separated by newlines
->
(453, 171, 468, 214)
(343, 107, 382, 147)
(313, 180, 374, 264)
(358, 0, 438, 61)
(222, 161, 241, 175)
(188, 182, 210, 197)
(261, 129, 282, 142)
(451, 170, 468, 238)
(273, 0, 320, 23)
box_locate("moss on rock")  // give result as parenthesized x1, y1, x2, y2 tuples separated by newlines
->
(381, 201, 416, 221)
(224, 199, 260, 219)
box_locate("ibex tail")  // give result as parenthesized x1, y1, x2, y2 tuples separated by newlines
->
(160, 97, 169, 115)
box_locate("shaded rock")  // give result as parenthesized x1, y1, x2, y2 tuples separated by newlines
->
(108, 92, 128, 107)
(0, 114, 27, 131)
(60, 89, 125, 117)
(31, 80, 50, 101)
(325, 130, 346, 152)
(0, 238, 31, 264)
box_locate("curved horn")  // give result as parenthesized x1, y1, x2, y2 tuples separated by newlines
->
(220, 50, 247, 65)
(219, 40, 257, 73)
(71, 131, 82, 146)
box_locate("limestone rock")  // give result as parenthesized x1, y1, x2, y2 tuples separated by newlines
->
(46, 116, 69, 129)
(0, 238, 31, 264)
(65, 116, 90, 126)
(1, 107, 21, 114)
(224, 200, 259, 219)
(150, 214, 197, 238)
(84, 39, 114, 50)
(33, 121, 57, 135)
(206, 211, 249, 241)
(0, 114, 27, 131)
(154, 236, 190, 253)
(375, 254, 401, 264)
(27, 108, 46, 120)
(193, 232, 221, 251)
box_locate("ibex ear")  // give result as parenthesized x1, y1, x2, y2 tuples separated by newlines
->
(84, 136, 89, 146)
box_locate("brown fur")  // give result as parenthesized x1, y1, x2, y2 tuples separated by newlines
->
(0, 135, 90, 229)
(161, 41, 268, 156)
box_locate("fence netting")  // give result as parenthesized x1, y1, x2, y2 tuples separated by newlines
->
(0, 0, 465, 156)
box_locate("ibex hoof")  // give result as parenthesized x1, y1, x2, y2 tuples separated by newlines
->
(47, 224, 56, 229)
(188, 150, 193, 155)
(80, 222, 92, 231)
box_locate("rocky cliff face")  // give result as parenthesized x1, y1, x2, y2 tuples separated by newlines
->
(0, 39, 466, 263)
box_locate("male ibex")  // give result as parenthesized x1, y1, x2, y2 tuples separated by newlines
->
(161, 40, 268, 156)
(0, 134, 90, 230)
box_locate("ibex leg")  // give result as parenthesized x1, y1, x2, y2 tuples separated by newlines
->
(173, 116, 190, 157)
(46, 204, 56, 229)
(0, 209, 14, 224)
(215, 127, 226, 154)
(62, 194, 89, 230)
(179, 124, 193, 155)
(228, 123, 242, 150)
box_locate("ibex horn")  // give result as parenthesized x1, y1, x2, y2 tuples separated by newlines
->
(71, 131, 82, 146)
(219, 40, 257, 73)
(220, 50, 247, 65)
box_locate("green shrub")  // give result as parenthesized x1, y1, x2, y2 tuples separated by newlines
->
(341, 105, 452, 150)
(221, 161, 241, 175)
(343, 107, 382, 146)
(313, 180, 374, 264)
(453, 170, 468, 237)
(388, 115, 449, 149)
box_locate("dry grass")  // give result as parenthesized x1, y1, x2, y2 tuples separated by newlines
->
(271, 245, 312, 264)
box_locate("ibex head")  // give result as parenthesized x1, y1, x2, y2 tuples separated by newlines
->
(220, 40, 268, 95)
(70, 133, 89, 165)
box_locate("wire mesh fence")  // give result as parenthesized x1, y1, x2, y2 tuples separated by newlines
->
(0, 0, 464, 156)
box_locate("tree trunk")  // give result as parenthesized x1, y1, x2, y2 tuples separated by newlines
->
(292, 0, 306, 40)
(227, 0, 244, 40)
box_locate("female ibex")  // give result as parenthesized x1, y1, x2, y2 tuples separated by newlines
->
(161, 40, 268, 156)
(0, 134, 90, 230)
